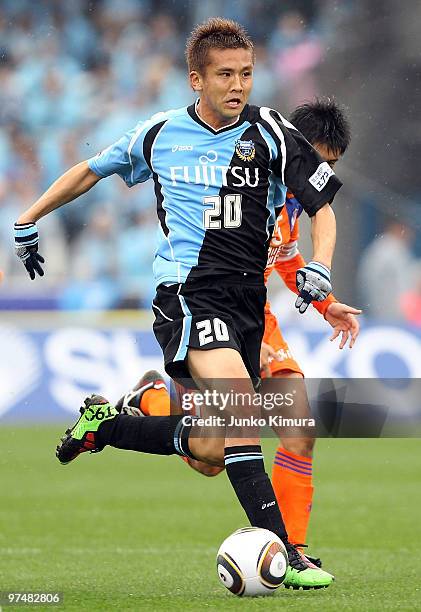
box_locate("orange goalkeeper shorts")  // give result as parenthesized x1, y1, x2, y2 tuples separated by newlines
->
(262, 311, 304, 378)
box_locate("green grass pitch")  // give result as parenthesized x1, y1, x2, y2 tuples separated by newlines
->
(1, 427, 421, 611)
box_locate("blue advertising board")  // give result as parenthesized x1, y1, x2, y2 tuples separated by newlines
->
(1, 318, 420, 422)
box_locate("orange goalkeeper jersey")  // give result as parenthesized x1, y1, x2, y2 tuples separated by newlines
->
(264, 191, 336, 316)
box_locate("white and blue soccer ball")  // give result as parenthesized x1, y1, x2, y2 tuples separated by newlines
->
(216, 527, 288, 596)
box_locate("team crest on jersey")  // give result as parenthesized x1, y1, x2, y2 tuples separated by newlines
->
(235, 139, 255, 162)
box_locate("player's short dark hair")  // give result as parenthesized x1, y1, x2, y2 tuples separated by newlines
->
(289, 97, 351, 154)
(185, 17, 254, 74)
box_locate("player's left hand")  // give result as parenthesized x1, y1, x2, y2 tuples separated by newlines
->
(295, 261, 332, 314)
(325, 302, 362, 349)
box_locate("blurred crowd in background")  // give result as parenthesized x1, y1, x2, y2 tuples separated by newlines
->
(0, 0, 420, 324)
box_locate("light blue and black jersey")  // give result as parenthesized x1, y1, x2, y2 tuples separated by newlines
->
(88, 101, 342, 287)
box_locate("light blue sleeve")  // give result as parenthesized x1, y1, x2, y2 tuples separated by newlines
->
(87, 122, 152, 187)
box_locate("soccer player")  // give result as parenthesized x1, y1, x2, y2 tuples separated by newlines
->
(14, 18, 340, 588)
(261, 99, 360, 554)
(116, 98, 360, 559)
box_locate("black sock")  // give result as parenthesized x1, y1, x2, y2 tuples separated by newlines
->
(224, 445, 288, 542)
(97, 414, 196, 458)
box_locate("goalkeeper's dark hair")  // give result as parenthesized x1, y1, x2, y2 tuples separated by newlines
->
(186, 17, 254, 74)
(289, 97, 351, 154)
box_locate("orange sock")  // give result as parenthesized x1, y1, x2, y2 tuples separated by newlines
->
(141, 388, 171, 416)
(272, 446, 314, 545)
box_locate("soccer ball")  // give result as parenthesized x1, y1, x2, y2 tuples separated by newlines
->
(216, 527, 288, 596)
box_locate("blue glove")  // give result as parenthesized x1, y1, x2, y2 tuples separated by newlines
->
(14, 222, 45, 280)
(295, 261, 332, 314)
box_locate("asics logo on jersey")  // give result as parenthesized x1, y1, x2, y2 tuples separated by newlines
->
(235, 139, 255, 162)
(169, 165, 259, 190)
(199, 150, 218, 164)
(172, 144, 193, 152)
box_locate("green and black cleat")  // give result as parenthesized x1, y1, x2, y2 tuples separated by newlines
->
(56, 395, 119, 465)
(283, 543, 334, 590)
(293, 544, 323, 568)
(306, 554, 322, 569)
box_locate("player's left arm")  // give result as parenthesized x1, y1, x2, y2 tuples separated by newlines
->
(295, 202, 336, 314)
(274, 218, 337, 313)
(310, 202, 336, 269)
(273, 215, 361, 346)
(275, 248, 336, 312)
(275, 251, 361, 347)
(266, 109, 342, 313)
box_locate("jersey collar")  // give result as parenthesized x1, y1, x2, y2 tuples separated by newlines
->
(187, 99, 249, 135)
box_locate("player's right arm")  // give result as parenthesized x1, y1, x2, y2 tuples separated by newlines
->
(14, 121, 152, 279)
(13, 161, 102, 279)
(17, 161, 101, 224)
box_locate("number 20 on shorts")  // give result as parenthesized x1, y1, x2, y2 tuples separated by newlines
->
(196, 318, 230, 346)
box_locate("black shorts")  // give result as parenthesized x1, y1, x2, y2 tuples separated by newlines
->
(152, 275, 266, 387)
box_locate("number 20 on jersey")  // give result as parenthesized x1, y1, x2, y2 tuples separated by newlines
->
(203, 195, 242, 229)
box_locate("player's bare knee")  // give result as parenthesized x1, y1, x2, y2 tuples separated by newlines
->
(189, 436, 225, 466)
(189, 460, 225, 477)
(281, 437, 315, 458)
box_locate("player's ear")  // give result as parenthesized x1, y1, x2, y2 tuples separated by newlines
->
(189, 71, 203, 92)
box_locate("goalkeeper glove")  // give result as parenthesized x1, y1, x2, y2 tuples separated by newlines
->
(295, 261, 332, 314)
(14, 222, 45, 280)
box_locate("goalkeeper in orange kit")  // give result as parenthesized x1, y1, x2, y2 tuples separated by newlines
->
(116, 98, 361, 560)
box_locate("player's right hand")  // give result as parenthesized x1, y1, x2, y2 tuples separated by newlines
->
(14, 222, 45, 280)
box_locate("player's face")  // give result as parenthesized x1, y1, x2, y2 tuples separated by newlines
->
(314, 143, 342, 167)
(191, 47, 254, 129)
